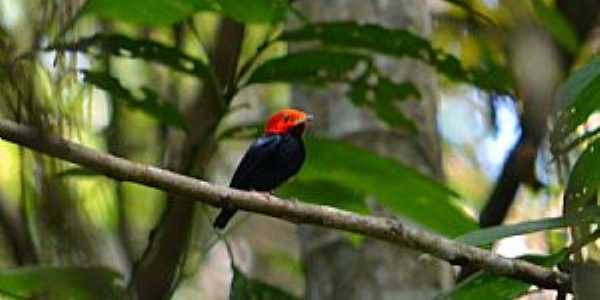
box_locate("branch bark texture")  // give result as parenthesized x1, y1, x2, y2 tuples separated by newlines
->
(0, 119, 571, 292)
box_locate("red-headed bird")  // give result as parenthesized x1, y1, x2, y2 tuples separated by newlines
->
(213, 108, 311, 229)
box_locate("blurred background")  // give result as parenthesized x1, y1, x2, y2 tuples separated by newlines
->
(0, 0, 598, 299)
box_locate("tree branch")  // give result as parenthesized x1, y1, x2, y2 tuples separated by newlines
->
(0, 119, 571, 292)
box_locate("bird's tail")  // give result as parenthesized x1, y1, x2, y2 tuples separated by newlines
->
(213, 208, 237, 229)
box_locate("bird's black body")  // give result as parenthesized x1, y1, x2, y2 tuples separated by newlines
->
(213, 132, 305, 229)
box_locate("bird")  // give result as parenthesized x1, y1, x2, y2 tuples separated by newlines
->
(213, 108, 312, 229)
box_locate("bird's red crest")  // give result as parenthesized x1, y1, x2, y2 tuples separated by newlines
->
(265, 108, 311, 135)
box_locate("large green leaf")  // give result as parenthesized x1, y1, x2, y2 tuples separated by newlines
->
(218, 0, 288, 23)
(434, 250, 567, 300)
(47, 34, 209, 79)
(82, 0, 209, 26)
(532, 0, 579, 53)
(250, 50, 373, 84)
(280, 22, 511, 92)
(278, 179, 368, 213)
(249, 50, 420, 130)
(82, 70, 188, 131)
(0, 266, 124, 300)
(83, 0, 288, 25)
(249, 50, 373, 87)
(457, 206, 600, 246)
(230, 265, 299, 300)
(551, 58, 600, 151)
(279, 138, 477, 237)
(564, 138, 600, 214)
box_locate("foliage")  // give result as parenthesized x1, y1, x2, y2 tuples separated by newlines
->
(47, 34, 210, 79)
(0, 266, 124, 300)
(214, 0, 289, 24)
(279, 22, 512, 92)
(81, 70, 188, 131)
(56, 167, 100, 178)
(435, 250, 568, 300)
(440, 0, 495, 24)
(551, 58, 600, 153)
(531, 0, 579, 53)
(551, 57, 600, 244)
(457, 206, 600, 246)
(83, 0, 288, 25)
(563, 138, 600, 214)
(249, 50, 420, 130)
(278, 138, 477, 237)
(4, 0, 600, 299)
(82, 0, 209, 26)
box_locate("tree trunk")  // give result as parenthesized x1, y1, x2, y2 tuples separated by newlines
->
(129, 18, 245, 300)
(293, 1, 451, 299)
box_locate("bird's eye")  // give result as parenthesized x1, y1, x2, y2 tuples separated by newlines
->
(283, 115, 291, 122)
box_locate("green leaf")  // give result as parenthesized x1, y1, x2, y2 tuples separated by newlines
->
(230, 265, 299, 300)
(47, 34, 209, 80)
(249, 50, 420, 131)
(564, 139, 600, 214)
(457, 206, 600, 246)
(532, 0, 579, 53)
(56, 168, 100, 178)
(434, 250, 567, 300)
(219, 0, 288, 23)
(83, 0, 288, 25)
(278, 179, 368, 213)
(279, 138, 477, 237)
(0, 266, 124, 300)
(280, 22, 511, 92)
(349, 77, 420, 130)
(82, 0, 209, 26)
(250, 50, 372, 84)
(551, 57, 600, 151)
(82, 70, 188, 131)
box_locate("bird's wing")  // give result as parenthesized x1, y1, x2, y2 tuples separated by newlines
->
(229, 135, 281, 189)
